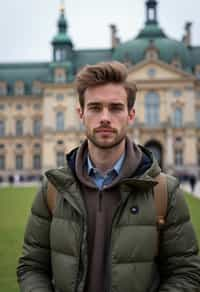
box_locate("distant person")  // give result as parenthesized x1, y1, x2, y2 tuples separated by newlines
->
(14, 174, 20, 184)
(189, 174, 197, 192)
(8, 174, 14, 186)
(17, 61, 200, 292)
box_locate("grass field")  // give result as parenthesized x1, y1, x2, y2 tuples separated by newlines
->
(0, 186, 200, 292)
(0, 187, 36, 292)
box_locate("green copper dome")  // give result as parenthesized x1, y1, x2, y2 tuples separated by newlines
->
(52, 8, 73, 47)
(52, 33, 73, 46)
(113, 1, 191, 70)
(113, 32, 191, 69)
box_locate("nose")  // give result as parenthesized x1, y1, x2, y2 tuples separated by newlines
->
(100, 108, 111, 124)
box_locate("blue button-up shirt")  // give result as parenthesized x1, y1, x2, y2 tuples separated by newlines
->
(87, 153, 125, 189)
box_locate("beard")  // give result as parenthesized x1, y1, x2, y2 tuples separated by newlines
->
(85, 127, 127, 150)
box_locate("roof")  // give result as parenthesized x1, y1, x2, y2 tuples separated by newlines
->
(0, 62, 50, 95)
(74, 49, 112, 69)
(113, 21, 192, 71)
(189, 46, 200, 69)
(0, 49, 112, 95)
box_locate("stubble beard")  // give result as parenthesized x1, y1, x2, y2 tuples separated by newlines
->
(86, 129, 127, 150)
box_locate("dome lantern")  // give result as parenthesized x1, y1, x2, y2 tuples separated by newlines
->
(51, 0, 73, 63)
(146, 0, 158, 25)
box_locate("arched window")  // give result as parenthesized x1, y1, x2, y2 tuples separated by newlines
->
(33, 119, 41, 136)
(0, 120, 5, 136)
(16, 154, 23, 170)
(16, 120, 23, 136)
(56, 112, 65, 131)
(175, 149, 183, 166)
(56, 152, 65, 167)
(33, 154, 41, 170)
(196, 109, 200, 128)
(173, 108, 183, 128)
(55, 49, 66, 62)
(145, 92, 160, 127)
(0, 155, 5, 170)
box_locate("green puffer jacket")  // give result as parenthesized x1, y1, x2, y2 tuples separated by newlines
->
(17, 149, 200, 292)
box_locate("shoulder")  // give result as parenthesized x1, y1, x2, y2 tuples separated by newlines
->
(165, 174, 180, 194)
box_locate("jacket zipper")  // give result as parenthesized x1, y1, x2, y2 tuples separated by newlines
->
(99, 190, 103, 212)
(105, 192, 131, 292)
(105, 202, 122, 292)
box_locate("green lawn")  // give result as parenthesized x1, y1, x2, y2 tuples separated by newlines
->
(185, 193, 200, 244)
(0, 186, 200, 292)
(0, 187, 36, 292)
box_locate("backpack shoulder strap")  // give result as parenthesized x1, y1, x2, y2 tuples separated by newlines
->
(154, 172, 168, 228)
(46, 182, 57, 215)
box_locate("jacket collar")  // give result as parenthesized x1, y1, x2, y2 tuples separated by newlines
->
(45, 140, 161, 213)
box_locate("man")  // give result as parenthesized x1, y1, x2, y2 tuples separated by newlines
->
(17, 61, 200, 292)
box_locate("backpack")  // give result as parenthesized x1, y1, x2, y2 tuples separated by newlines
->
(46, 172, 168, 228)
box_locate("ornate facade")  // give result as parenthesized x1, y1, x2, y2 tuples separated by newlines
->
(0, 0, 200, 181)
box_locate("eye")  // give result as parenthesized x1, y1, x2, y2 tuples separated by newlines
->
(110, 104, 124, 112)
(88, 105, 101, 112)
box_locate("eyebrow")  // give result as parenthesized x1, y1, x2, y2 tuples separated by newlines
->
(87, 102, 125, 107)
(87, 102, 101, 107)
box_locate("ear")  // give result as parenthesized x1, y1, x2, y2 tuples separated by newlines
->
(76, 105, 84, 121)
(128, 107, 136, 125)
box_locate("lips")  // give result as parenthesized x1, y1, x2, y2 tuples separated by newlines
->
(95, 128, 114, 133)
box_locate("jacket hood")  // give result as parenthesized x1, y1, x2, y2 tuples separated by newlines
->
(136, 145, 161, 179)
(45, 140, 161, 192)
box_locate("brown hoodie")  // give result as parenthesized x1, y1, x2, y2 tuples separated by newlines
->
(75, 137, 142, 292)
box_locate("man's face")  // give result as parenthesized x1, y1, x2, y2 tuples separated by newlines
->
(78, 83, 135, 149)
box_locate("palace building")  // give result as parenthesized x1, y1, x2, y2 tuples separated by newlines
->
(0, 0, 200, 181)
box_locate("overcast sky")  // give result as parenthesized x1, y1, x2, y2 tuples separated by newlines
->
(0, 0, 200, 63)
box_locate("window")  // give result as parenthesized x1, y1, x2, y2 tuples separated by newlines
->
(56, 112, 65, 131)
(16, 155, 23, 170)
(173, 108, 183, 128)
(15, 82, 24, 96)
(145, 92, 160, 127)
(57, 140, 64, 145)
(147, 67, 156, 77)
(55, 49, 66, 62)
(175, 150, 183, 166)
(16, 120, 23, 136)
(56, 94, 64, 101)
(0, 83, 7, 96)
(56, 152, 65, 167)
(196, 110, 200, 128)
(33, 119, 41, 136)
(33, 154, 41, 170)
(173, 89, 182, 97)
(54, 68, 66, 83)
(145, 43, 159, 60)
(32, 83, 41, 95)
(0, 120, 5, 136)
(16, 104, 23, 110)
(175, 137, 182, 143)
(34, 143, 41, 149)
(33, 103, 41, 110)
(16, 144, 23, 149)
(195, 66, 200, 80)
(0, 155, 5, 170)
(55, 74, 66, 83)
(0, 104, 5, 111)
(172, 59, 182, 69)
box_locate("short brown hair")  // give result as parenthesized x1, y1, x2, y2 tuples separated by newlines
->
(75, 61, 137, 111)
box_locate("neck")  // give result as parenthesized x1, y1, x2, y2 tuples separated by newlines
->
(88, 139, 126, 173)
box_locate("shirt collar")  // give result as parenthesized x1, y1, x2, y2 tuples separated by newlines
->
(87, 152, 125, 176)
